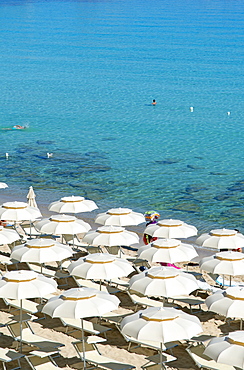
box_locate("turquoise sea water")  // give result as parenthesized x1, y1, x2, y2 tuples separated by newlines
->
(0, 0, 244, 232)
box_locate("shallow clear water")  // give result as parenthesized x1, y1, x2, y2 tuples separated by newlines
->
(0, 0, 244, 232)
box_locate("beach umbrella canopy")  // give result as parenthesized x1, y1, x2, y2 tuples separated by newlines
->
(204, 331, 244, 369)
(200, 251, 244, 276)
(0, 201, 41, 222)
(95, 207, 145, 226)
(10, 238, 73, 264)
(82, 225, 139, 247)
(196, 228, 244, 250)
(0, 270, 57, 351)
(129, 266, 199, 298)
(137, 238, 198, 264)
(68, 253, 134, 281)
(0, 226, 20, 245)
(48, 196, 98, 214)
(27, 186, 37, 208)
(144, 219, 197, 239)
(205, 287, 244, 328)
(0, 182, 8, 189)
(35, 214, 91, 236)
(121, 306, 202, 370)
(42, 287, 120, 368)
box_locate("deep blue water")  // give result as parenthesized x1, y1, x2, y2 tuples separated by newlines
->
(0, 0, 244, 232)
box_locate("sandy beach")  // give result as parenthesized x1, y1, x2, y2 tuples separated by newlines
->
(0, 194, 244, 370)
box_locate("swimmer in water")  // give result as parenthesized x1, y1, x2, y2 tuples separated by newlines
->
(152, 99, 157, 105)
(13, 125, 26, 129)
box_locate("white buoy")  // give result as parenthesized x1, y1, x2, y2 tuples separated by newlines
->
(47, 153, 53, 158)
(5, 153, 9, 159)
(227, 111, 231, 116)
(190, 106, 194, 112)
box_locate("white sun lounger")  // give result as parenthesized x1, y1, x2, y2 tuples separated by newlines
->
(3, 298, 41, 316)
(73, 277, 119, 294)
(186, 344, 236, 370)
(26, 351, 63, 370)
(7, 321, 64, 350)
(0, 347, 24, 370)
(141, 352, 177, 370)
(126, 291, 164, 310)
(60, 317, 111, 338)
(73, 340, 136, 370)
(167, 295, 205, 312)
(100, 310, 134, 325)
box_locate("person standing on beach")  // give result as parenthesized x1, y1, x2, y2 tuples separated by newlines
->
(143, 210, 160, 244)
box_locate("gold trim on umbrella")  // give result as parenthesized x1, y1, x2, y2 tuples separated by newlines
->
(107, 211, 131, 215)
(26, 243, 55, 249)
(225, 293, 244, 301)
(216, 256, 244, 261)
(4, 277, 36, 283)
(141, 314, 178, 322)
(153, 243, 180, 249)
(227, 337, 244, 347)
(147, 273, 178, 279)
(61, 294, 96, 301)
(50, 218, 75, 223)
(85, 259, 115, 264)
(158, 222, 183, 227)
(98, 230, 123, 234)
(61, 199, 84, 203)
(3, 205, 27, 210)
(211, 232, 236, 237)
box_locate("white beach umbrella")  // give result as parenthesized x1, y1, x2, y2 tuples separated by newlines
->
(200, 251, 244, 274)
(68, 253, 134, 282)
(10, 238, 73, 264)
(48, 196, 98, 214)
(82, 225, 139, 247)
(137, 238, 198, 264)
(204, 331, 244, 369)
(95, 207, 145, 226)
(200, 251, 244, 282)
(42, 287, 120, 368)
(27, 186, 37, 208)
(121, 306, 202, 370)
(0, 226, 20, 245)
(35, 214, 91, 236)
(144, 219, 197, 239)
(0, 270, 57, 351)
(0, 182, 8, 189)
(0, 201, 41, 222)
(205, 287, 244, 329)
(129, 266, 199, 298)
(196, 228, 244, 250)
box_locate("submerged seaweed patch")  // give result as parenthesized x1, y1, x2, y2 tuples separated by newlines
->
(154, 158, 181, 165)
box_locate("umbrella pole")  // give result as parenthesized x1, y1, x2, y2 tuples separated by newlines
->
(20, 299, 23, 353)
(81, 318, 86, 369)
(241, 319, 243, 330)
(99, 280, 102, 291)
(230, 275, 232, 287)
(160, 342, 163, 370)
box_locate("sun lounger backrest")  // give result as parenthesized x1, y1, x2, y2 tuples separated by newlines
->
(26, 355, 58, 370)
(7, 322, 27, 337)
(73, 341, 95, 358)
